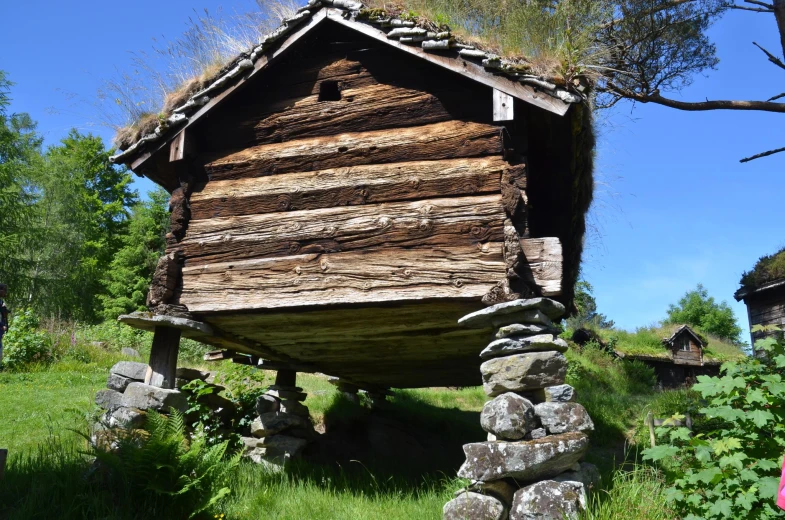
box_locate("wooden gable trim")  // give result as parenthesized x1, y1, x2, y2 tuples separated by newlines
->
(324, 9, 570, 117)
(129, 9, 572, 172)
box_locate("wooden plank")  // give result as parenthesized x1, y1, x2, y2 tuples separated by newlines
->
(180, 195, 506, 265)
(520, 237, 563, 296)
(180, 243, 505, 312)
(130, 10, 330, 171)
(493, 88, 514, 121)
(169, 129, 187, 162)
(190, 157, 509, 219)
(145, 326, 181, 389)
(204, 121, 504, 181)
(324, 9, 570, 117)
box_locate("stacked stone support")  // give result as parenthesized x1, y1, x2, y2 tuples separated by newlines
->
(240, 370, 317, 469)
(444, 298, 600, 520)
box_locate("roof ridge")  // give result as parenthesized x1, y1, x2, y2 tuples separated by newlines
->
(110, 0, 586, 165)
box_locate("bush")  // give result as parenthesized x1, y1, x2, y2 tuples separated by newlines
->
(2, 309, 53, 370)
(643, 325, 785, 519)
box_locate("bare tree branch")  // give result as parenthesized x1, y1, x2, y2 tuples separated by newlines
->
(604, 84, 785, 112)
(740, 145, 785, 162)
(744, 0, 775, 9)
(752, 41, 785, 70)
(731, 5, 775, 11)
(768, 91, 785, 100)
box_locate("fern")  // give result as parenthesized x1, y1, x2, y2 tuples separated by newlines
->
(87, 409, 239, 517)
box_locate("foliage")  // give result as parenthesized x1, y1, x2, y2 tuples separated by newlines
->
(568, 279, 615, 330)
(2, 308, 52, 369)
(582, 465, 675, 520)
(740, 246, 785, 290)
(665, 284, 743, 343)
(181, 378, 240, 447)
(99, 187, 170, 320)
(91, 410, 240, 518)
(642, 326, 785, 520)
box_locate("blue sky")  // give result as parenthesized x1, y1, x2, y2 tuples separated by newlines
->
(2, 1, 783, 341)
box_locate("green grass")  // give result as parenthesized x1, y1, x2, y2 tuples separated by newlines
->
(582, 465, 674, 520)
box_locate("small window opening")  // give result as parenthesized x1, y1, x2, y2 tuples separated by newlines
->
(319, 81, 341, 101)
(678, 337, 691, 351)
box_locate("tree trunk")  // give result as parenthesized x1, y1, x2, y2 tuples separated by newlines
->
(774, 0, 785, 58)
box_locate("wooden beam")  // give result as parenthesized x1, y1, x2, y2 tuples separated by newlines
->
(190, 157, 509, 219)
(205, 121, 503, 181)
(493, 88, 514, 121)
(324, 9, 570, 116)
(169, 129, 188, 162)
(520, 237, 563, 297)
(275, 369, 297, 388)
(180, 195, 506, 265)
(180, 243, 505, 313)
(145, 326, 181, 389)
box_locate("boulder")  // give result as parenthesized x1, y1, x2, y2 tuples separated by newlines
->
(95, 389, 124, 411)
(459, 298, 566, 328)
(120, 347, 140, 358)
(198, 392, 237, 419)
(537, 384, 576, 403)
(256, 394, 281, 415)
(175, 367, 209, 381)
(242, 435, 308, 458)
(481, 352, 568, 397)
(510, 480, 587, 520)
(443, 491, 507, 520)
(251, 412, 311, 438)
(496, 323, 560, 339)
(480, 392, 537, 440)
(121, 383, 187, 412)
(534, 403, 594, 434)
(279, 399, 310, 417)
(457, 432, 589, 482)
(109, 361, 148, 381)
(480, 335, 568, 360)
(527, 428, 547, 440)
(553, 462, 601, 493)
(107, 407, 146, 429)
(106, 373, 134, 393)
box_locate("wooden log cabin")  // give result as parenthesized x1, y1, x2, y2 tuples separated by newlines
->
(110, 2, 595, 392)
(735, 247, 785, 351)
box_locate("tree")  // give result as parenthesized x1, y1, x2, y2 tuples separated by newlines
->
(665, 284, 743, 342)
(100, 188, 170, 320)
(568, 280, 615, 329)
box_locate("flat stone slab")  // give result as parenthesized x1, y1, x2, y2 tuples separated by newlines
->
(266, 388, 307, 402)
(109, 361, 148, 381)
(443, 491, 507, 520)
(256, 394, 281, 415)
(459, 298, 566, 328)
(462, 479, 517, 505)
(242, 434, 308, 458)
(106, 373, 134, 393)
(458, 432, 589, 482)
(535, 403, 594, 434)
(553, 462, 601, 493)
(539, 384, 576, 403)
(175, 367, 209, 381)
(121, 383, 187, 412)
(481, 352, 568, 397)
(107, 407, 146, 429)
(251, 412, 310, 438)
(279, 399, 310, 417)
(481, 392, 537, 440)
(480, 335, 568, 360)
(496, 323, 561, 339)
(510, 480, 587, 520)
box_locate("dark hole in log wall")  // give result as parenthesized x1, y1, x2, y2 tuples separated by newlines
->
(319, 80, 342, 101)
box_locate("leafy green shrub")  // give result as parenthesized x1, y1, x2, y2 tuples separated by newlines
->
(91, 409, 240, 518)
(2, 309, 53, 370)
(643, 326, 785, 519)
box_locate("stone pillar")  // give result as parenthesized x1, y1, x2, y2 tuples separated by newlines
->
(240, 369, 316, 469)
(328, 378, 361, 404)
(443, 298, 600, 520)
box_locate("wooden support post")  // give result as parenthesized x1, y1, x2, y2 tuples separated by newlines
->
(145, 326, 182, 389)
(493, 88, 514, 122)
(646, 412, 656, 447)
(275, 369, 297, 388)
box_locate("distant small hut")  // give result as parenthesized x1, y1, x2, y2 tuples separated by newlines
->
(735, 247, 785, 350)
(616, 325, 720, 388)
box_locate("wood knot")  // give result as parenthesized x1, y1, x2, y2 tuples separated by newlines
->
(294, 266, 302, 275)
(320, 260, 330, 272)
(409, 177, 421, 189)
(453, 279, 465, 288)
(276, 194, 292, 211)
(470, 226, 492, 240)
(418, 219, 433, 232)
(338, 146, 349, 153)
(402, 269, 412, 278)
(288, 242, 301, 254)
(377, 216, 392, 229)
(324, 225, 337, 237)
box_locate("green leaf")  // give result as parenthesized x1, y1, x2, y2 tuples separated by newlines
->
(708, 498, 733, 518)
(748, 409, 775, 428)
(711, 437, 742, 456)
(669, 427, 693, 442)
(719, 452, 747, 471)
(755, 459, 780, 471)
(642, 445, 680, 461)
(758, 476, 780, 499)
(746, 388, 768, 405)
(694, 467, 723, 484)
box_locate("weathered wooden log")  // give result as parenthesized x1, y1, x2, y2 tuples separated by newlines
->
(482, 279, 521, 305)
(179, 243, 505, 313)
(147, 253, 182, 307)
(520, 237, 563, 297)
(145, 326, 181, 389)
(205, 121, 504, 181)
(168, 187, 190, 242)
(180, 195, 505, 265)
(253, 83, 455, 144)
(190, 157, 510, 219)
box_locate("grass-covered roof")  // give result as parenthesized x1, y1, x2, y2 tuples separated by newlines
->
(738, 247, 785, 294)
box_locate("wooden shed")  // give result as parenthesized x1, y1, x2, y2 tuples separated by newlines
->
(735, 254, 785, 350)
(111, 3, 594, 392)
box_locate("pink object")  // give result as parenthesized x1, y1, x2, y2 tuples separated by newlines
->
(778, 459, 785, 511)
